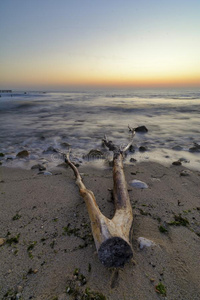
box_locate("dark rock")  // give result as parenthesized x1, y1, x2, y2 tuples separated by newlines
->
(6, 156, 13, 160)
(172, 145, 183, 151)
(130, 158, 137, 163)
(139, 146, 147, 152)
(172, 161, 182, 166)
(179, 157, 190, 163)
(60, 142, 71, 148)
(57, 162, 68, 168)
(38, 171, 52, 175)
(39, 135, 45, 140)
(43, 146, 58, 154)
(129, 145, 135, 153)
(135, 126, 148, 133)
(109, 161, 114, 167)
(16, 150, 29, 158)
(0, 153, 5, 157)
(180, 170, 190, 176)
(83, 149, 104, 160)
(31, 164, 46, 171)
(189, 142, 200, 153)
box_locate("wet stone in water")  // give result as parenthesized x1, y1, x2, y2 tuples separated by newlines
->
(139, 146, 147, 152)
(43, 146, 58, 154)
(31, 164, 46, 171)
(83, 149, 104, 160)
(16, 150, 29, 158)
(135, 126, 148, 133)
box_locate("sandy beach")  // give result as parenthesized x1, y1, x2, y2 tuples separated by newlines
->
(0, 161, 200, 300)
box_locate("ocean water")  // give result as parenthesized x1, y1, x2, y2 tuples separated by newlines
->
(0, 88, 200, 170)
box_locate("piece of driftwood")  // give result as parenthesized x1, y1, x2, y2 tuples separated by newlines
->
(64, 129, 135, 267)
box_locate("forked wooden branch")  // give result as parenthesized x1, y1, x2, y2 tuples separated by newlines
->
(64, 129, 135, 267)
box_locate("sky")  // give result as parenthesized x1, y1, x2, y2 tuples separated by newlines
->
(0, 0, 200, 90)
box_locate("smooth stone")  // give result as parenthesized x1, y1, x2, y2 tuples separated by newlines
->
(16, 150, 29, 158)
(172, 145, 183, 151)
(60, 142, 71, 148)
(129, 179, 148, 189)
(180, 170, 191, 176)
(0, 153, 5, 157)
(57, 162, 68, 168)
(135, 126, 148, 133)
(130, 158, 137, 163)
(138, 237, 156, 249)
(43, 171, 52, 176)
(6, 156, 14, 160)
(83, 149, 104, 160)
(139, 146, 147, 152)
(16, 293, 22, 300)
(43, 146, 58, 154)
(129, 145, 135, 153)
(179, 158, 190, 163)
(189, 147, 200, 153)
(31, 164, 46, 171)
(189, 142, 200, 153)
(0, 238, 6, 246)
(172, 161, 182, 166)
(16, 286, 23, 293)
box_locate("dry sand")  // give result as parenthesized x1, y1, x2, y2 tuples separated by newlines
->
(0, 161, 200, 300)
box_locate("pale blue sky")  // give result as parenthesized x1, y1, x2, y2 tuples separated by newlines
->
(0, 0, 200, 89)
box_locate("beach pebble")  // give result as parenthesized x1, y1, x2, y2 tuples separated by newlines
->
(0, 152, 5, 157)
(83, 149, 104, 160)
(130, 158, 137, 163)
(138, 237, 156, 249)
(31, 164, 46, 171)
(139, 146, 147, 152)
(16, 150, 29, 158)
(0, 238, 6, 246)
(180, 170, 191, 176)
(43, 171, 52, 176)
(179, 157, 190, 163)
(16, 286, 23, 293)
(172, 161, 182, 166)
(189, 142, 200, 153)
(60, 142, 71, 148)
(6, 155, 14, 160)
(15, 293, 22, 300)
(129, 145, 135, 153)
(43, 146, 58, 154)
(129, 179, 148, 189)
(135, 125, 148, 133)
(57, 162, 68, 168)
(172, 145, 183, 151)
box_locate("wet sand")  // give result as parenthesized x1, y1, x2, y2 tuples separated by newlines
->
(0, 161, 200, 299)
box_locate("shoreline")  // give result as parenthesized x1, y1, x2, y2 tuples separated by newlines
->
(0, 162, 200, 299)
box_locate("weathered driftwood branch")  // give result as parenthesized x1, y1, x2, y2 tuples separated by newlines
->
(64, 129, 135, 268)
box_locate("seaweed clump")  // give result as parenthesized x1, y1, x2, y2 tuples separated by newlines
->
(168, 214, 189, 226)
(66, 269, 106, 300)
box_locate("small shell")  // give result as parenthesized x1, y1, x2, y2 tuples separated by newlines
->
(137, 237, 156, 249)
(129, 179, 148, 189)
